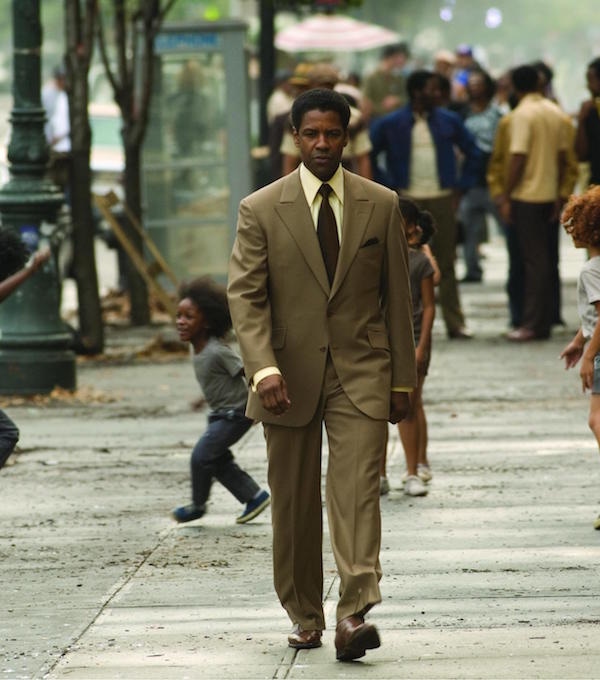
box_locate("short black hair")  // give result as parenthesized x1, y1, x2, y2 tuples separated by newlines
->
(381, 42, 410, 60)
(291, 88, 350, 131)
(589, 56, 600, 79)
(531, 60, 554, 85)
(178, 276, 232, 338)
(417, 210, 437, 246)
(0, 227, 28, 282)
(511, 65, 539, 94)
(434, 73, 451, 99)
(398, 197, 437, 246)
(398, 196, 421, 226)
(407, 69, 434, 99)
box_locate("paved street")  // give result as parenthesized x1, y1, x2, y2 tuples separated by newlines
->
(1, 233, 600, 679)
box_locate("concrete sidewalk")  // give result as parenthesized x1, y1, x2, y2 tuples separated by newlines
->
(2, 233, 600, 679)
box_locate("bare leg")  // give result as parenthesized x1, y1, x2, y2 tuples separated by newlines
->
(398, 376, 424, 477)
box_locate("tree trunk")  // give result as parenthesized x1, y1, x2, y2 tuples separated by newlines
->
(69, 148, 104, 353)
(66, 0, 104, 354)
(122, 141, 150, 326)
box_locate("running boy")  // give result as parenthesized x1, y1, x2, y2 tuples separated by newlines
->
(559, 185, 600, 529)
(171, 276, 270, 524)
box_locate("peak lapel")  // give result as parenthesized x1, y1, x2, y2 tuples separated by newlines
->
(331, 172, 373, 297)
(274, 172, 330, 294)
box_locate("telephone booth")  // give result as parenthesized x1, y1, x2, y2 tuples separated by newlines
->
(142, 20, 251, 283)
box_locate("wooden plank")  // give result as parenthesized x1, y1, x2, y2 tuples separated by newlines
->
(93, 192, 178, 318)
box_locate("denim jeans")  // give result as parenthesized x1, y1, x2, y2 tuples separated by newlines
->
(191, 410, 259, 507)
(458, 186, 500, 280)
(0, 409, 19, 470)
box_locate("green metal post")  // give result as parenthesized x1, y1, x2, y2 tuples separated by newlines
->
(0, 0, 76, 394)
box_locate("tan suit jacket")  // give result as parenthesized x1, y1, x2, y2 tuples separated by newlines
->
(228, 168, 416, 427)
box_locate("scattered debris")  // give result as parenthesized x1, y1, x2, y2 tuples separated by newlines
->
(0, 385, 118, 408)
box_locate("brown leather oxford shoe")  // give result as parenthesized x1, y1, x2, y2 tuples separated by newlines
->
(287, 625, 322, 649)
(334, 615, 380, 661)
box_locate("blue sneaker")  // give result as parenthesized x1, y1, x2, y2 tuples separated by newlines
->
(171, 503, 206, 523)
(236, 490, 270, 524)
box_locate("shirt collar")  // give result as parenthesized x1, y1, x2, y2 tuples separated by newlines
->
(410, 106, 430, 123)
(519, 92, 543, 105)
(299, 163, 344, 206)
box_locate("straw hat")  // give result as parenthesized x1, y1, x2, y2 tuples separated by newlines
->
(289, 63, 312, 87)
(308, 63, 340, 87)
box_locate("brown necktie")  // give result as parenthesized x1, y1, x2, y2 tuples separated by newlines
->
(317, 183, 339, 285)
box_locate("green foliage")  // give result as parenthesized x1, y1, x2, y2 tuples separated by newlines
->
(273, 0, 363, 10)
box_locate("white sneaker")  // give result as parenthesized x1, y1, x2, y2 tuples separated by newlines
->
(404, 475, 428, 497)
(417, 464, 432, 483)
(380, 476, 390, 496)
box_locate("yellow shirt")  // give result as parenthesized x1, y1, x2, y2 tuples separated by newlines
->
(299, 162, 344, 240)
(487, 107, 577, 200)
(509, 94, 568, 202)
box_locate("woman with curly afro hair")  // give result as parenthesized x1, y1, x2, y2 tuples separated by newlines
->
(0, 228, 51, 469)
(560, 185, 600, 529)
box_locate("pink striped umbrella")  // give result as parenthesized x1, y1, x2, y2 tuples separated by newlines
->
(275, 13, 401, 53)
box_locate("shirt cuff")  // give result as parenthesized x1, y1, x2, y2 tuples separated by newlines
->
(251, 366, 281, 392)
(391, 386, 413, 392)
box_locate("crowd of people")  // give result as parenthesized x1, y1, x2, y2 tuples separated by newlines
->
(3, 38, 600, 668)
(265, 45, 600, 343)
(244, 44, 600, 662)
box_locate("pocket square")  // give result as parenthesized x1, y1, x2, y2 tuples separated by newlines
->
(360, 237, 379, 248)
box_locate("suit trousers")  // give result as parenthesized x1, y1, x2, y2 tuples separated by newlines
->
(406, 194, 465, 334)
(264, 356, 385, 630)
(511, 200, 554, 338)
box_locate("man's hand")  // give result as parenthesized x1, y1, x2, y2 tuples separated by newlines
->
(389, 391, 410, 424)
(256, 374, 291, 416)
(497, 195, 511, 225)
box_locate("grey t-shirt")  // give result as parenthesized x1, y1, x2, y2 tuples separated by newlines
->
(409, 248, 435, 344)
(578, 255, 600, 340)
(192, 336, 248, 413)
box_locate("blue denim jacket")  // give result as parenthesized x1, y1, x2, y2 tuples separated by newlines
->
(370, 105, 482, 191)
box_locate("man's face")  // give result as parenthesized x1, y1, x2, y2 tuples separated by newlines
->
(467, 73, 486, 99)
(416, 77, 437, 111)
(586, 67, 600, 97)
(389, 52, 407, 73)
(293, 109, 348, 181)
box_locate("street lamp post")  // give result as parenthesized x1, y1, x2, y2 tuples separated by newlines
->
(0, 0, 76, 394)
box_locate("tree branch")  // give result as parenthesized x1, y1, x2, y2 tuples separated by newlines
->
(95, 6, 120, 100)
(114, 0, 131, 115)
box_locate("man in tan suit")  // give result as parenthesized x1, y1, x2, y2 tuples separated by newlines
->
(228, 89, 416, 662)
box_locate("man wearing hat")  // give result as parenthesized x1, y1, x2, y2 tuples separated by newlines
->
(280, 63, 373, 179)
(268, 64, 312, 181)
(453, 44, 478, 102)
